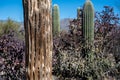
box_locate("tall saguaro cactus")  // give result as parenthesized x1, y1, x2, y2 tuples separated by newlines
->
(52, 4, 60, 36)
(82, 0, 94, 54)
(23, 0, 53, 80)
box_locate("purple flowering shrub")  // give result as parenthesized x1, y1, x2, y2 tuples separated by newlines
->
(0, 31, 25, 80)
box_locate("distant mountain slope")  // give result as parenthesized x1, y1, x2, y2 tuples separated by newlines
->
(60, 18, 73, 31)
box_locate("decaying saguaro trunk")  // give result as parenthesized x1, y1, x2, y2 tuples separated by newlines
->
(23, 0, 52, 80)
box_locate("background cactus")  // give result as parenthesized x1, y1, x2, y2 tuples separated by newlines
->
(77, 7, 81, 20)
(77, 7, 83, 28)
(52, 4, 60, 36)
(82, 0, 94, 54)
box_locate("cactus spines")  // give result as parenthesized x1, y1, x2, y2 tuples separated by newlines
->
(52, 4, 60, 36)
(82, 0, 94, 54)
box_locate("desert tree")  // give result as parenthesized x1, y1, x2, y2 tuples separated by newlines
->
(95, 6, 120, 62)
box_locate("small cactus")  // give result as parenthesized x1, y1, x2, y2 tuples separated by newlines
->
(82, 0, 94, 54)
(52, 4, 60, 36)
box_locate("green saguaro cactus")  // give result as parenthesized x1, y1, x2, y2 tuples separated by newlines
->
(82, 0, 94, 55)
(52, 4, 60, 36)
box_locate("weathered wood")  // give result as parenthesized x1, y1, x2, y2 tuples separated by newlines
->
(23, 0, 52, 80)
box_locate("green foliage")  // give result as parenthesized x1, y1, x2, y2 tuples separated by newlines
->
(0, 18, 25, 40)
(52, 4, 60, 36)
(82, 0, 94, 55)
(0, 18, 20, 36)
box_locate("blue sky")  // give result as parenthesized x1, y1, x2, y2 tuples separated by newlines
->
(0, 0, 23, 22)
(53, 0, 120, 19)
(0, 0, 119, 22)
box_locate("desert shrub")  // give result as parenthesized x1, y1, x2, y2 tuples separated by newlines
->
(52, 30, 117, 80)
(95, 6, 120, 63)
(52, 6, 120, 80)
(0, 31, 25, 80)
(0, 18, 20, 36)
(0, 18, 25, 41)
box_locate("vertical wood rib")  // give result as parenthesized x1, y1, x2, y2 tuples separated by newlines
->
(23, 0, 52, 80)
